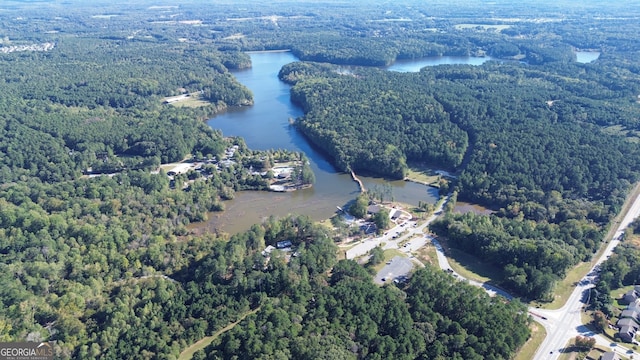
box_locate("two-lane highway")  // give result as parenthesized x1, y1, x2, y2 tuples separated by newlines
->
(533, 189, 640, 359)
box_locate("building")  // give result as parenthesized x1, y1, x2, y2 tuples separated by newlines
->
(276, 240, 292, 249)
(367, 204, 382, 214)
(600, 352, 621, 360)
(620, 289, 640, 305)
(261, 245, 276, 257)
(620, 309, 640, 322)
(619, 325, 637, 343)
(617, 317, 640, 343)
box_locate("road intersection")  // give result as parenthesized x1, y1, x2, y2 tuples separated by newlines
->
(344, 189, 640, 358)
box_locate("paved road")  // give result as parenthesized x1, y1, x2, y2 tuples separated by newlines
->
(532, 190, 640, 359)
(346, 190, 640, 358)
(345, 197, 448, 260)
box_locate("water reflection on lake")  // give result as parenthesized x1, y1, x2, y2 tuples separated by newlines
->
(575, 51, 600, 63)
(200, 52, 497, 234)
(386, 56, 492, 72)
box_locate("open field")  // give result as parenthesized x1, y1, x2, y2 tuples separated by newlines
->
(414, 243, 437, 266)
(437, 238, 501, 284)
(169, 97, 211, 108)
(405, 164, 445, 186)
(558, 345, 610, 360)
(539, 261, 592, 310)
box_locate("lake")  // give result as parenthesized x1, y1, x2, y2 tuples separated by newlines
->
(387, 55, 491, 72)
(200, 52, 488, 234)
(575, 51, 600, 63)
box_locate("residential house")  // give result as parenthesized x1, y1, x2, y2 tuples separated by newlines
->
(600, 352, 621, 360)
(619, 325, 637, 343)
(620, 308, 640, 322)
(261, 245, 276, 257)
(367, 204, 381, 214)
(628, 300, 640, 313)
(620, 289, 640, 305)
(617, 317, 640, 343)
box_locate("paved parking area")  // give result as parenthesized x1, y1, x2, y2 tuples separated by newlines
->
(374, 256, 414, 284)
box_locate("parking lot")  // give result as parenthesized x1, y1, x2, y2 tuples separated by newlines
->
(374, 256, 414, 284)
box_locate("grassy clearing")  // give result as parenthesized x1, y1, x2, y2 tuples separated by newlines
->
(584, 347, 608, 360)
(514, 321, 546, 360)
(558, 345, 609, 360)
(405, 165, 441, 186)
(437, 237, 501, 283)
(178, 307, 260, 360)
(170, 97, 211, 108)
(414, 243, 437, 266)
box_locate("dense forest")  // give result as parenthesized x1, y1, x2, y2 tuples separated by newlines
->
(200, 263, 530, 360)
(279, 57, 640, 299)
(2, 0, 640, 357)
(272, 3, 640, 299)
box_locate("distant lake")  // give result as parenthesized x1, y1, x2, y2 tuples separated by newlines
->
(386, 56, 492, 72)
(200, 52, 495, 234)
(575, 51, 600, 63)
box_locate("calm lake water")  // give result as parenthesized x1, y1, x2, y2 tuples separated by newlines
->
(201, 52, 488, 234)
(387, 55, 491, 72)
(575, 51, 600, 63)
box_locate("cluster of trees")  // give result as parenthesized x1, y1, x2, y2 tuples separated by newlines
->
(589, 243, 640, 316)
(283, 64, 468, 178)
(430, 212, 602, 300)
(200, 262, 530, 360)
(0, 172, 337, 358)
(277, 53, 640, 299)
(0, 37, 253, 183)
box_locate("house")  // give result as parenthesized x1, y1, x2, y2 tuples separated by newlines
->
(628, 300, 640, 313)
(617, 317, 639, 329)
(621, 309, 640, 322)
(619, 325, 637, 343)
(617, 317, 640, 343)
(367, 204, 381, 214)
(620, 289, 640, 305)
(276, 240, 292, 249)
(390, 209, 403, 220)
(600, 352, 621, 360)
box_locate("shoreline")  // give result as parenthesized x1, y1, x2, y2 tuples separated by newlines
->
(404, 177, 439, 188)
(244, 49, 291, 54)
